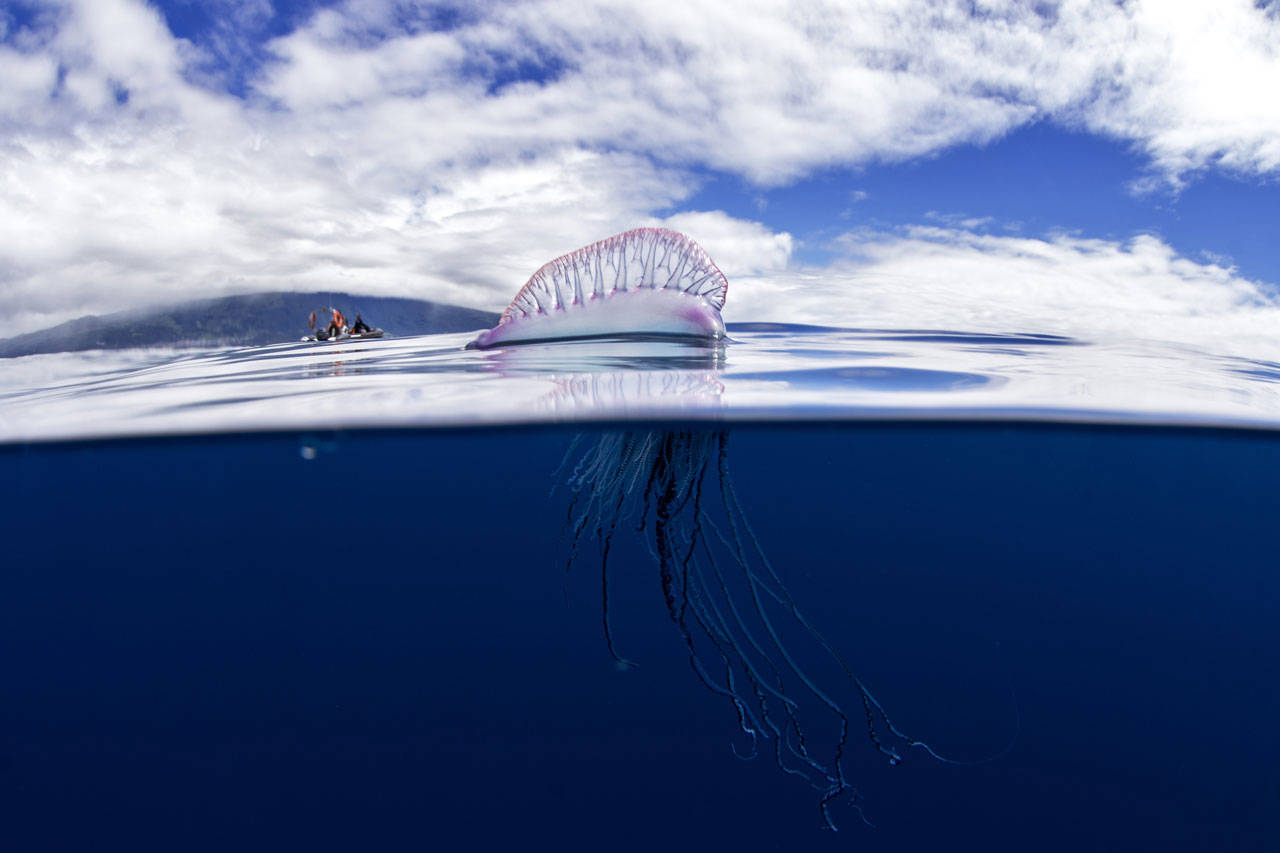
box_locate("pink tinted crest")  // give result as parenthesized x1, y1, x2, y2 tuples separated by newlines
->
(500, 227, 728, 324)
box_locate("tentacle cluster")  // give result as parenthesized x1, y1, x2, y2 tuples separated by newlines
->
(559, 429, 943, 830)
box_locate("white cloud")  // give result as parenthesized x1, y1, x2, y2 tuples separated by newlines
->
(728, 227, 1280, 360)
(1078, 1, 1280, 182)
(2, 0, 1280, 338)
(250, 0, 1280, 185)
(658, 211, 792, 279)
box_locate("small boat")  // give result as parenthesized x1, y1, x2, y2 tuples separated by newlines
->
(301, 328, 384, 343)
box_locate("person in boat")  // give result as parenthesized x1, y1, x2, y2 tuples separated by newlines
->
(325, 308, 346, 339)
(351, 313, 372, 334)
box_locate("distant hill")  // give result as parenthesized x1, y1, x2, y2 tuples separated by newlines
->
(0, 292, 499, 358)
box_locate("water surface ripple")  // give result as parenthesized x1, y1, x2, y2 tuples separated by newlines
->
(3, 324, 1279, 442)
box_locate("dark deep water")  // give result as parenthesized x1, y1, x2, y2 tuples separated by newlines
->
(2, 423, 1278, 851)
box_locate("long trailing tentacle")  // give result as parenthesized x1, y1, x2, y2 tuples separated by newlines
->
(555, 427, 996, 832)
(712, 473, 857, 826)
(688, 543, 841, 788)
(661, 433, 858, 829)
(717, 442, 941, 764)
(716, 435, 1021, 767)
(695, 515, 838, 785)
(598, 486, 636, 667)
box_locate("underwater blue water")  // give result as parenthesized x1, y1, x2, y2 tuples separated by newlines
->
(2, 330, 1279, 850)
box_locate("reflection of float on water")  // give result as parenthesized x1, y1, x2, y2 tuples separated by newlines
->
(539, 370, 724, 416)
(559, 427, 958, 830)
(478, 335, 727, 419)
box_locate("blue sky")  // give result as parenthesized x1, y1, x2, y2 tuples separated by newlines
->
(685, 125, 1280, 284)
(2, 0, 1280, 353)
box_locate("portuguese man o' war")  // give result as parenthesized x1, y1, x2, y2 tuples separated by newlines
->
(477, 228, 984, 829)
(470, 228, 728, 348)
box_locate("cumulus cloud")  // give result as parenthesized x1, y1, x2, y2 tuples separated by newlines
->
(1, 0, 1279, 337)
(1078, 1, 1280, 183)
(659, 211, 792, 279)
(254, 0, 1280, 184)
(729, 227, 1280, 360)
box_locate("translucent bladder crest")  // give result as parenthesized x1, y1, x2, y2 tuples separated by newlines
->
(470, 228, 728, 348)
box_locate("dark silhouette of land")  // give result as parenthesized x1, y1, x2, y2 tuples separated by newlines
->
(0, 292, 499, 358)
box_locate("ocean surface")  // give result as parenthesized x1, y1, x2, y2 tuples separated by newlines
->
(2, 326, 1279, 851)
